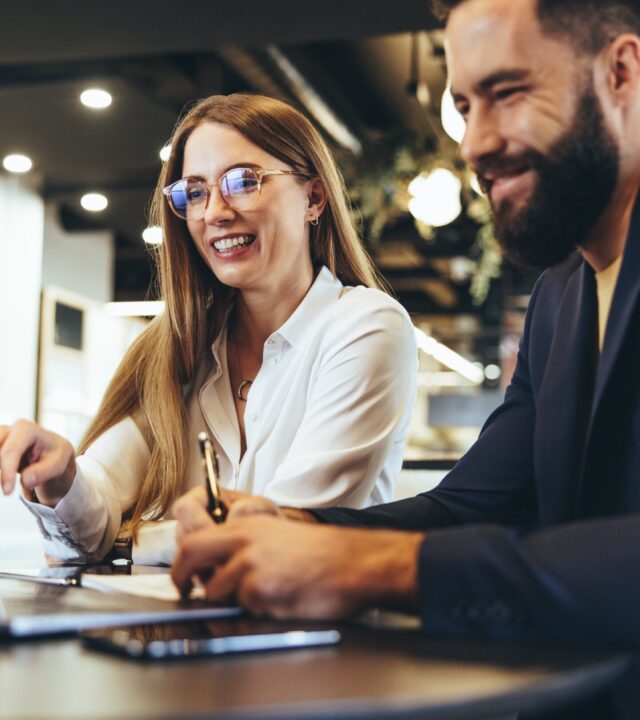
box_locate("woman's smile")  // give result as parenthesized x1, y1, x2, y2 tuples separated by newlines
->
(208, 232, 258, 260)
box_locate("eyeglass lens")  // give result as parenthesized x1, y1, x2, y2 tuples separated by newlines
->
(168, 168, 260, 219)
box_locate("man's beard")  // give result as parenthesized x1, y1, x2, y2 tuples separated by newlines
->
(477, 83, 620, 269)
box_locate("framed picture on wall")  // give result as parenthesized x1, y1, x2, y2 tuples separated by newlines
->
(38, 286, 147, 446)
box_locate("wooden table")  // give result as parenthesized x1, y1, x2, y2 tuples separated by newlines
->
(0, 602, 629, 720)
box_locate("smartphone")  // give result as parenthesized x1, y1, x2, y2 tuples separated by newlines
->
(81, 620, 341, 660)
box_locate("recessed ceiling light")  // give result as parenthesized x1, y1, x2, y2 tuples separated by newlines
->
(80, 88, 112, 109)
(142, 226, 163, 245)
(3, 153, 33, 173)
(81, 193, 108, 212)
(159, 143, 172, 162)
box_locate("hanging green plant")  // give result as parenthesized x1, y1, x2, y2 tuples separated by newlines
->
(337, 131, 501, 304)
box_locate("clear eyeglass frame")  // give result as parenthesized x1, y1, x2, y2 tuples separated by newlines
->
(162, 166, 311, 220)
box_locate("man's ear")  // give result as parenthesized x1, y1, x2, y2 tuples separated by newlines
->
(306, 177, 327, 220)
(602, 33, 640, 104)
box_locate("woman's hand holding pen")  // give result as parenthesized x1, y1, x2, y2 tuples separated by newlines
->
(173, 486, 286, 542)
(0, 420, 76, 506)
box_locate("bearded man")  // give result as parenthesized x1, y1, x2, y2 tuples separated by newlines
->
(172, 1, 640, 717)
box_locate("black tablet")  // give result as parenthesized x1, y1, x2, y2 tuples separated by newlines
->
(80, 618, 341, 660)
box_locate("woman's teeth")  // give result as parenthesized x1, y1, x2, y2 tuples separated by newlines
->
(213, 235, 255, 252)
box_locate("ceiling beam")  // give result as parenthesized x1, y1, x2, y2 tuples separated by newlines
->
(0, 1, 438, 66)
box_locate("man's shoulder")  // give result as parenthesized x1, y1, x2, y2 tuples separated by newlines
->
(539, 251, 584, 288)
(530, 252, 584, 312)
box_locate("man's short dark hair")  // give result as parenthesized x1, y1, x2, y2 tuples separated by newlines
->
(429, 0, 640, 55)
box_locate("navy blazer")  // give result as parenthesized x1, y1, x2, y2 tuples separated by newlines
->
(315, 197, 640, 652)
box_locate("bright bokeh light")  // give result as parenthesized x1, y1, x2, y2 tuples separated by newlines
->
(2, 154, 32, 173)
(142, 226, 163, 245)
(80, 88, 112, 109)
(414, 327, 484, 385)
(81, 193, 108, 212)
(441, 85, 466, 144)
(470, 174, 484, 195)
(159, 143, 172, 162)
(105, 301, 165, 317)
(408, 167, 462, 227)
(484, 364, 502, 382)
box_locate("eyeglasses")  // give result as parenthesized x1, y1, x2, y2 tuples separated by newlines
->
(162, 166, 311, 220)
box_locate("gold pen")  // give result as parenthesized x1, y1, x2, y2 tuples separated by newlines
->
(198, 432, 227, 523)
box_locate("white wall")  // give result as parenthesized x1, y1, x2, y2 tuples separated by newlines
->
(0, 176, 44, 424)
(0, 194, 116, 567)
(41, 203, 114, 304)
(0, 176, 46, 566)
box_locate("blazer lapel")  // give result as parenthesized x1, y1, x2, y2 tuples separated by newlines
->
(576, 195, 640, 516)
(535, 261, 598, 525)
(589, 197, 640, 421)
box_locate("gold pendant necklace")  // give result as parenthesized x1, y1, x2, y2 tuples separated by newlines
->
(232, 332, 253, 402)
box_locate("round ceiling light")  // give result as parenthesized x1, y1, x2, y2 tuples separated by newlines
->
(408, 168, 462, 228)
(80, 88, 112, 109)
(142, 226, 163, 245)
(441, 85, 465, 144)
(2, 153, 33, 173)
(81, 193, 108, 212)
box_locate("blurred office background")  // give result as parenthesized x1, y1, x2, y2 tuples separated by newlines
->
(0, 0, 538, 563)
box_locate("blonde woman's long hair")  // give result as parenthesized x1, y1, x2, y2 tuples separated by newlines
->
(78, 93, 387, 536)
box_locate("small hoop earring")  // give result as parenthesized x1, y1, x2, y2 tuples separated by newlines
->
(310, 216, 319, 226)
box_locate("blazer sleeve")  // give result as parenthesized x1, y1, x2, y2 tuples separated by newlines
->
(417, 514, 640, 645)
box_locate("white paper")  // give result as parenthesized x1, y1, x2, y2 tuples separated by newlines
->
(81, 573, 205, 601)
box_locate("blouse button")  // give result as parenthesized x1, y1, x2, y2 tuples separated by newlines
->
(249, 413, 258, 422)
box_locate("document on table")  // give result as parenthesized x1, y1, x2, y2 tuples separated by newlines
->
(80, 573, 205, 601)
(0, 570, 240, 638)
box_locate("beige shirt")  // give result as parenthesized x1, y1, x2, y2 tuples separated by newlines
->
(595, 255, 623, 351)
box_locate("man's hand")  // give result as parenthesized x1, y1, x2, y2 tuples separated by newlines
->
(171, 514, 423, 620)
(0, 420, 76, 506)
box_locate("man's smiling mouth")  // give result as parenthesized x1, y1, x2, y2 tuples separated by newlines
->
(485, 169, 534, 205)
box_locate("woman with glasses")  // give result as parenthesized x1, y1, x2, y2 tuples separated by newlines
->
(0, 94, 417, 564)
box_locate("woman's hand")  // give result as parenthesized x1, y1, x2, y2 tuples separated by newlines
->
(172, 487, 285, 543)
(0, 420, 76, 506)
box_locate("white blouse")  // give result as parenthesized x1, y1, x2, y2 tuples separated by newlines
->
(24, 267, 417, 564)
